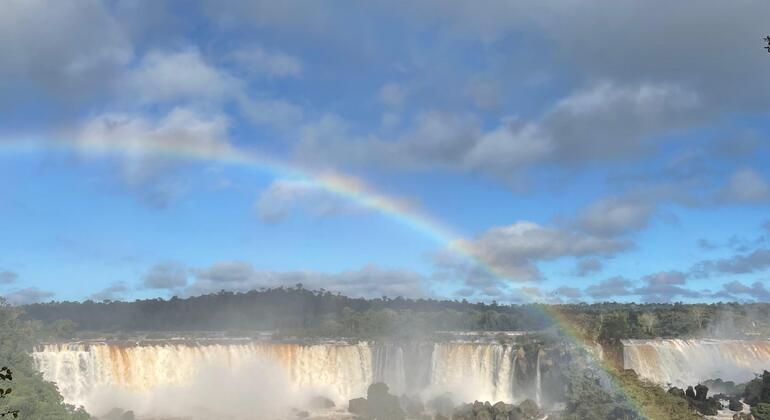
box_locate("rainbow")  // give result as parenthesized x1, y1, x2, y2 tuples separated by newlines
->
(2, 137, 648, 416)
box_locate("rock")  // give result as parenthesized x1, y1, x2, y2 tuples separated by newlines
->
(733, 413, 754, 420)
(690, 397, 721, 416)
(296, 410, 309, 418)
(493, 414, 508, 420)
(472, 401, 485, 414)
(475, 409, 493, 420)
(491, 401, 507, 415)
(518, 399, 540, 419)
(730, 398, 745, 412)
(686, 386, 696, 399)
(366, 383, 405, 420)
(695, 384, 709, 401)
(667, 387, 686, 399)
(368, 382, 390, 400)
(508, 406, 525, 420)
(307, 396, 335, 410)
(349, 397, 369, 416)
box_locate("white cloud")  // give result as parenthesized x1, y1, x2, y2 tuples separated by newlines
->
(143, 262, 188, 289)
(123, 48, 239, 104)
(89, 282, 130, 301)
(577, 196, 657, 237)
(296, 82, 699, 184)
(453, 221, 629, 282)
(0, 0, 131, 97)
(74, 107, 233, 206)
(230, 46, 303, 78)
(186, 262, 427, 298)
(4, 287, 55, 305)
(719, 168, 770, 204)
(255, 179, 365, 222)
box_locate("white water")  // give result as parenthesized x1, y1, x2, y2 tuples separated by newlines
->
(623, 339, 770, 387)
(535, 349, 542, 406)
(33, 341, 522, 417)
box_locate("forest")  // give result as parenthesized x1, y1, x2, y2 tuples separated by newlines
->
(0, 301, 91, 419)
(21, 285, 770, 341)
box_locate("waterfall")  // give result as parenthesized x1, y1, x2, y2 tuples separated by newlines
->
(429, 342, 515, 403)
(511, 352, 517, 402)
(34, 340, 523, 417)
(535, 350, 541, 407)
(373, 343, 406, 395)
(623, 339, 770, 387)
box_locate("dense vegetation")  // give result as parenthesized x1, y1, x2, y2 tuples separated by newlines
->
(0, 301, 90, 419)
(560, 369, 700, 420)
(22, 286, 770, 341)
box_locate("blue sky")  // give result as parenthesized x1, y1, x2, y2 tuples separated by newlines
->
(1, 0, 770, 304)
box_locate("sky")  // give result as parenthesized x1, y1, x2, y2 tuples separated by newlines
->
(1, 0, 770, 305)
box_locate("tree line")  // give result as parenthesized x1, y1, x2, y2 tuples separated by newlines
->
(21, 286, 770, 341)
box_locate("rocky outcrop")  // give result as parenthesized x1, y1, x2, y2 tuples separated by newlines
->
(730, 397, 745, 412)
(347, 383, 406, 420)
(668, 383, 722, 416)
(349, 383, 543, 420)
(450, 399, 540, 420)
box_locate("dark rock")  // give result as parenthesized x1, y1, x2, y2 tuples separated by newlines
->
(349, 397, 369, 416)
(476, 410, 493, 420)
(366, 383, 405, 420)
(368, 382, 390, 400)
(686, 386, 696, 399)
(508, 406, 525, 420)
(730, 398, 745, 412)
(492, 401, 507, 415)
(690, 397, 721, 416)
(518, 399, 541, 419)
(472, 401, 485, 414)
(695, 384, 709, 401)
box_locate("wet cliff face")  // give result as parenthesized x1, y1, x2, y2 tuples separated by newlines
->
(623, 339, 770, 387)
(33, 340, 560, 417)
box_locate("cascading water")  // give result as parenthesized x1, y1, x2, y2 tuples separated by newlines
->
(535, 350, 541, 407)
(428, 343, 515, 403)
(623, 339, 770, 387)
(33, 340, 525, 417)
